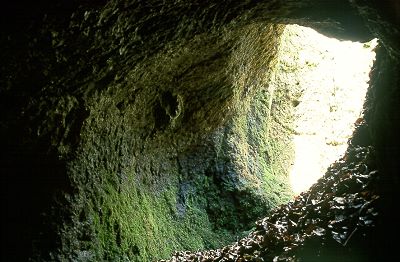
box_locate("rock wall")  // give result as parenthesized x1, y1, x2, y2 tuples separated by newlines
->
(1, 0, 399, 261)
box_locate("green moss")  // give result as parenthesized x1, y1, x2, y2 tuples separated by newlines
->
(60, 178, 217, 260)
(40, 22, 294, 262)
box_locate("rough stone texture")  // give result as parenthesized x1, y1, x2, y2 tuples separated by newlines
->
(1, 0, 399, 261)
(167, 144, 381, 261)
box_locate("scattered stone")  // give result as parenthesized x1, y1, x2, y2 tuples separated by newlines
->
(164, 145, 380, 261)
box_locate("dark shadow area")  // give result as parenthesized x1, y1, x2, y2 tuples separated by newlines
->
(1, 129, 72, 261)
(1, 4, 78, 259)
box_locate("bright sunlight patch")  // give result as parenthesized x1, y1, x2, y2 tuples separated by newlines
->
(271, 25, 377, 195)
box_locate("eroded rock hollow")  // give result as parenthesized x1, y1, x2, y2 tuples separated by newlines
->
(1, 0, 399, 261)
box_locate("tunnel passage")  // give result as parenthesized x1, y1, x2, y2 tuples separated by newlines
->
(1, 0, 399, 261)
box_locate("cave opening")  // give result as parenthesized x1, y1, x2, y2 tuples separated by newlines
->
(268, 24, 378, 195)
(1, 0, 399, 261)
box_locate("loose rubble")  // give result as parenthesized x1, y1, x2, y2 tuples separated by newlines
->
(162, 144, 380, 261)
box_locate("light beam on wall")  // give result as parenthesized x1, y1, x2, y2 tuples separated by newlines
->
(275, 25, 378, 195)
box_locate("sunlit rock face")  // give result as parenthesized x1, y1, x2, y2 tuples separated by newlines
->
(268, 25, 378, 194)
(0, 0, 399, 261)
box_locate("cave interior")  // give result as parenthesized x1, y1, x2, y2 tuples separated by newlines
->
(1, 0, 399, 261)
